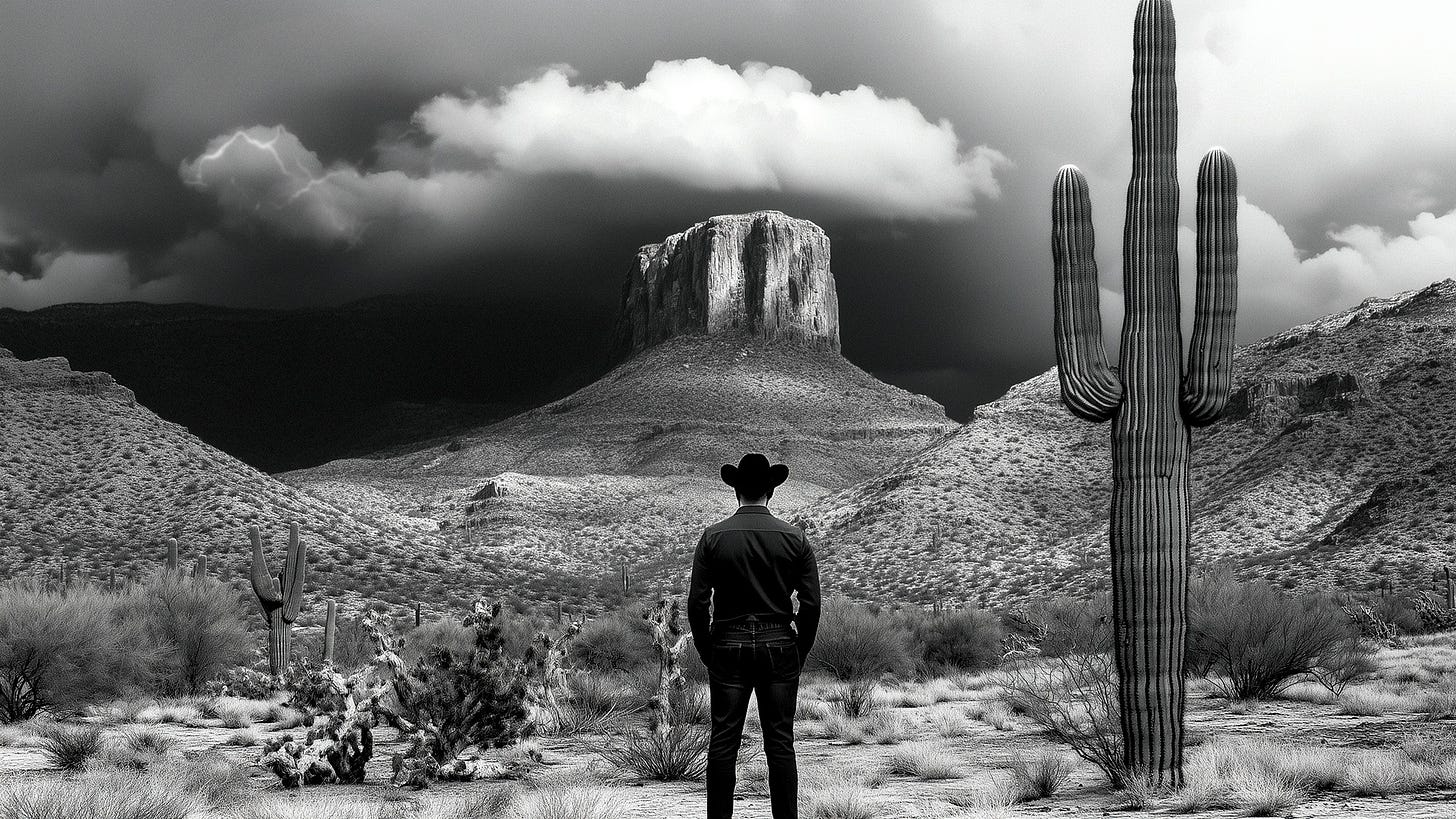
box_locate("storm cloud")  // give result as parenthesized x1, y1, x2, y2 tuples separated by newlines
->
(2, 0, 1454, 417)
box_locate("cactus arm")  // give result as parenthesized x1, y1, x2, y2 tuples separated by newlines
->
(281, 522, 306, 623)
(1053, 165, 1124, 422)
(1181, 148, 1239, 427)
(249, 525, 282, 608)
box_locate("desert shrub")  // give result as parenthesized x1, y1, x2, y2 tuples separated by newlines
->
(884, 743, 962, 779)
(203, 666, 279, 699)
(999, 614, 1128, 788)
(1004, 594, 1112, 658)
(115, 572, 253, 695)
(0, 579, 159, 721)
(830, 679, 879, 718)
(1311, 637, 1378, 694)
(806, 597, 915, 681)
(36, 724, 105, 771)
(904, 607, 1005, 674)
(595, 724, 709, 781)
(0, 774, 201, 819)
(569, 612, 654, 673)
(1187, 572, 1357, 699)
(1008, 751, 1075, 800)
(402, 617, 478, 665)
(1370, 593, 1423, 635)
(388, 611, 533, 765)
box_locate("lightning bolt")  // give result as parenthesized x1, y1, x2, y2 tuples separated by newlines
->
(183, 126, 363, 243)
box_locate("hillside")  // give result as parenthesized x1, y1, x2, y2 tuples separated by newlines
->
(0, 348, 559, 609)
(797, 280, 1456, 607)
(287, 331, 954, 592)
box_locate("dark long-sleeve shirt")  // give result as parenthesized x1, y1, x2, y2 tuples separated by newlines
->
(687, 504, 821, 664)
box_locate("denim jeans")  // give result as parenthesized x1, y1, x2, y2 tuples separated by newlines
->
(705, 621, 800, 819)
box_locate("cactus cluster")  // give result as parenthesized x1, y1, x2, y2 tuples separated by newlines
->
(1051, 0, 1238, 787)
(249, 523, 307, 676)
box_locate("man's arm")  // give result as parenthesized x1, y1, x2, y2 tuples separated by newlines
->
(687, 531, 713, 663)
(793, 532, 821, 667)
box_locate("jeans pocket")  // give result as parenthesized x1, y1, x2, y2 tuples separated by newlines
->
(771, 643, 800, 680)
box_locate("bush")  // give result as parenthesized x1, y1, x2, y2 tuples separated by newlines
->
(402, 618, 478, 666)
(1187, 572, 1358, 699)
(569, 612, 654, 674)
(1004, 595, 1112, 658)
(595, 724, 709, 781)
(805, 596, 915, 681)
(116, 572, 254, 694)
(36, 724, 104, 771)
(999, 614, 1128, 788)
(203, 667, 278, 699)
(389, 610, 533, 766)
(905, 607, 1004, 674)
(0, 580, 159, 721)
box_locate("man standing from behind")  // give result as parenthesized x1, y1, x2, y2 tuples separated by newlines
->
(689, 453, 821, 819)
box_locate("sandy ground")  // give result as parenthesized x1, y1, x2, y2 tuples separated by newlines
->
(3, 680, 1454, 819)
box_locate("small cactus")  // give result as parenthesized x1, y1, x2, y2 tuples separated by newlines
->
(323, 599, 337, 665)
(249, 523, 307, 677)
(165, 539, 180, 574)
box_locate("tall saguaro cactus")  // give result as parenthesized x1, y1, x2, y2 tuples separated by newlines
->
(1051, 0, 1237, 788)
(249, 523, 307, 676)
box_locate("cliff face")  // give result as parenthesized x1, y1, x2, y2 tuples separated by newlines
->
(617, 211, 840, 357)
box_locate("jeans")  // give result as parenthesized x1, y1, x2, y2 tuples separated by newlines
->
(705, 621, 801, 819)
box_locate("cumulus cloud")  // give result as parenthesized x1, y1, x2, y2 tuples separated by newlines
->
(180, 60, 1008, 246)
(1229, 203, 1456, 340)
(417, 59, 1008, 218)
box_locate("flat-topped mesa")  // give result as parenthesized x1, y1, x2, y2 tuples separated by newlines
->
(616, 211, 841, 358)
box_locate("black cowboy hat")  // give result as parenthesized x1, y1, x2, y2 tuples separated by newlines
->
(721, 453, 789, 496)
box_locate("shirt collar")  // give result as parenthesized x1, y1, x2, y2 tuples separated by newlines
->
(735, 504, 772, 514)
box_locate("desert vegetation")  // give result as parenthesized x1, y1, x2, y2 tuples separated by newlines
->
(2, 553, 1454, 818)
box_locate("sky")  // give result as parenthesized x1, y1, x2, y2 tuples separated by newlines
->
(2, 0, 1455, 417)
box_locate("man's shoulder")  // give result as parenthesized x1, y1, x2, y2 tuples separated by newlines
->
(703, 510, 805, 538)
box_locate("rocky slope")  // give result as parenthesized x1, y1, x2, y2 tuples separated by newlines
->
(0, 348, 552, 608)
(797, 280, 1456, 606)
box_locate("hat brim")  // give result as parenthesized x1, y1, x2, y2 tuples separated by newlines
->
(721, 462, 790, 491)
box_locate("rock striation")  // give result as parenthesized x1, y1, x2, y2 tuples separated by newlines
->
(616, 211, 840, 358)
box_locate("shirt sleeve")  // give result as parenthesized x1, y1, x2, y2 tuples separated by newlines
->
(687, 531, 713, 660)
(793, 531, 821, 663)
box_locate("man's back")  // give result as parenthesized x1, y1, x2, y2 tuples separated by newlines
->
(687, 504, 820, 660)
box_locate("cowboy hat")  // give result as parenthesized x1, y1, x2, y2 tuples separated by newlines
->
(721, 453, 789, 495)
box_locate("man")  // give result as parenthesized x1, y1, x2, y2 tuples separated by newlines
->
(688, 453, 821, 819)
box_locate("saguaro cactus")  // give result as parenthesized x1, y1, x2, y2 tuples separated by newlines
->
(1051, 0, 1238, 788)
(1444, 567, 1454, 610)
(249, 523, 307, 676)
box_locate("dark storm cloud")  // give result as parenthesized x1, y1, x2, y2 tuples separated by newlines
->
(2, 0, 1455, 418)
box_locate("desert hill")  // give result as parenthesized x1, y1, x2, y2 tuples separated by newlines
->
(796, 280, 1456, 607)
(0, 347, 566, 608)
